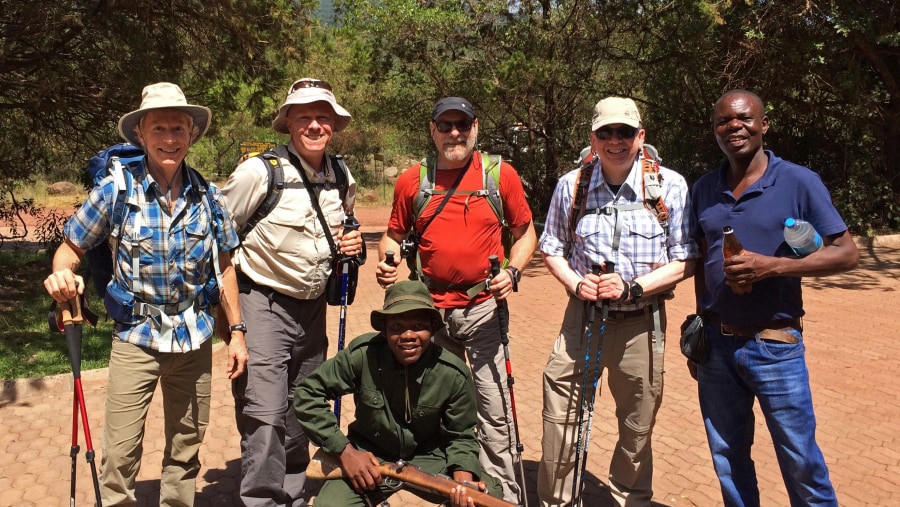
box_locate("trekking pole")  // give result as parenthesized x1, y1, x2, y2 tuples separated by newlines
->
(571, 263, 602, 505)
(489, 255, 528, 507)
(60, 290, 103, 507)
(334, 212, 362, 420)
(573, 261, 614, 507)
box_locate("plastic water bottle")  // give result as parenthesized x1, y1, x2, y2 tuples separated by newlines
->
(783, 218, 822, 256)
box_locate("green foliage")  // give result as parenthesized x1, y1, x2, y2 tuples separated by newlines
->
(0, 250, 114, 379)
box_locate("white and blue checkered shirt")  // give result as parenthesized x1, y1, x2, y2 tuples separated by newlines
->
(540, 156, 698, 309)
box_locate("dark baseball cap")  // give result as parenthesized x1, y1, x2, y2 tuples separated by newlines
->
(432, 97, 475, 120)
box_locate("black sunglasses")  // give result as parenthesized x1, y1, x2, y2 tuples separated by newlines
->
(434, 120, 474, 133)
(594, 125, 639, 140)
(290, 79, 332, 92)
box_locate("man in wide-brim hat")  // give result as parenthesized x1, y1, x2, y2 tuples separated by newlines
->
(43, 82, 247, 506)
(220, 78, 364, 505)
(295, 280, 504, 506)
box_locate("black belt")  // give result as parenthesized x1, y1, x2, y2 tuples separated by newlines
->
(606, 308, 647, 320)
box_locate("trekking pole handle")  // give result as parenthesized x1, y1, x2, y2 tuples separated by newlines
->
(385, 250, 396, 266)
(601, 261, 615, 320)
(489, 255, 501, 278)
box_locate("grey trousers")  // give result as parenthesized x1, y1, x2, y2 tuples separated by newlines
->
(232, 284, 327, 506)
(433, 297, 523, 505)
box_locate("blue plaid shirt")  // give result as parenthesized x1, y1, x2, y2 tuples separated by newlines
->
(540, 157, 698, 310)
(65, 160, 239, 351)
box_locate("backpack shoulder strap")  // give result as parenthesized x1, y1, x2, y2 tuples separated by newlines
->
(414, 155, 437, 222)
(329, 154, 350, 204)
(565, 156, 596, 259)
(480, 153, 504, 225)
(639, 144, 669, 235)
(239, 150, 285, 241)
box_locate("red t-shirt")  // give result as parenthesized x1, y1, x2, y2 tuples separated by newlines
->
(388, 152, 533, 308)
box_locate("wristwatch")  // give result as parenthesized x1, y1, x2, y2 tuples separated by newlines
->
(229, 321, 248, 334)
(505, 266, 521, 292)
(628, 281, 644, 303)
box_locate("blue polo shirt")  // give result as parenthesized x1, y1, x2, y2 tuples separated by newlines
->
(690, 151, 847, 327)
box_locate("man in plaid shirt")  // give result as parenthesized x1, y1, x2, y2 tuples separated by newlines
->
(537, 97, 698, 506)
(44, 82, 248, 506)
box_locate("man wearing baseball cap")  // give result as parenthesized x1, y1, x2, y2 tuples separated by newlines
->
(44, 82, 247, 505)
(375, 96, 537, 504)
(220, 78, 364, 506)
(295, 280, 503, 506)
(538, 97, 698, 505)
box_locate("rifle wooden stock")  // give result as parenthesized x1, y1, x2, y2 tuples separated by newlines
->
(307, 450, 516, 507)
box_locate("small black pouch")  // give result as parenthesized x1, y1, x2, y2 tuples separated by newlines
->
(326, 258, 358, 306)
(680, 313, 709, 364)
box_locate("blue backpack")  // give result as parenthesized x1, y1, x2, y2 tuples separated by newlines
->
(84, 143, 145, 299)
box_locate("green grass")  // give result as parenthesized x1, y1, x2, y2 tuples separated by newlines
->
(0, 250, 114, 380)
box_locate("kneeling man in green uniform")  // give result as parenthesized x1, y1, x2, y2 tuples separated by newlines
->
(294, 280, 503, 507)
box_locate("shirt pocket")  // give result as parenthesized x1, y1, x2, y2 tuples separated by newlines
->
(256, 204, 312, 251)
(357, 386, 386, 427)
(183, 215, 213, 273)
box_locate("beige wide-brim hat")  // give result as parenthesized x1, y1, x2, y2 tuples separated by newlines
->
(272, 78, 352, 134)
(117, 82, 211, 147)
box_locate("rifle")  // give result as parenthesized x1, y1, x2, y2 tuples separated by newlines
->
(306, 450, 517, 507)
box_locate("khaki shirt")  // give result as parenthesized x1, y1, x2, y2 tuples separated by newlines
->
(222, 144, 356, 299)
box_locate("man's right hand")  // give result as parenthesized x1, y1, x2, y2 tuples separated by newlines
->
(339, 444, 381, 492)
(375, 256, 399, 289)
(43, 269, 84, 303)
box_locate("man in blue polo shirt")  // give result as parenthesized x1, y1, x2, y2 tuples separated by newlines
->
(690, 89, 859, 506)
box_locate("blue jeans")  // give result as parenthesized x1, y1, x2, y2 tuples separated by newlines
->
(696, 325, 837, 507)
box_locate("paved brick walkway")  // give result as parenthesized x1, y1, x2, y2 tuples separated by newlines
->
(1, 205, 898, 506)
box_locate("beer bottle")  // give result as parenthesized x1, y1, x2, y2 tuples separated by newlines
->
(722, 226, 751, 294)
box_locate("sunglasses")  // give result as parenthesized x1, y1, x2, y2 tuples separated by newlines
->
(594, 125, 639, 140)
(434, 120, 474, 133)
(290, 79, 332, 92)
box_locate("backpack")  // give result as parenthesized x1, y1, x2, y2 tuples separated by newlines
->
(406, 152, 512, 293)
(565, 144, 669, 258)
(238, 149, 350, 241)
(83, 143, 145, 299)
(83, 144, 224, 318)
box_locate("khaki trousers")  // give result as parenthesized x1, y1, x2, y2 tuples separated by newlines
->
(538, 297, 665, 507)
(100, 339, 211, 506)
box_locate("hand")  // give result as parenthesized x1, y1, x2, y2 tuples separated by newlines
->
(450, 471, 485, 507)
(338, 229, 363, 257)
(723, 250, 767, 294)
(43, 269, 84, 303)
(487, 268, 514, 301)
(375, 256, 399, 289)
(339, 444, 381, 492)
(575, 271, 604, 302)
(226, 332, 248, 379)
(596, 272, 626, 301)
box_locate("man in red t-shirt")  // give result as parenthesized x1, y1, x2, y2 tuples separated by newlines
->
(375, 97, 536, 504)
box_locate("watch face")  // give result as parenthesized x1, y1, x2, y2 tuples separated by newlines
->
(631, 282, 643, 299)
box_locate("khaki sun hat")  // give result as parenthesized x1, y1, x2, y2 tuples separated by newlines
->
(370, 280, 444, 333)
(117, 82, 211, 146)
(591, 97, 641, 131)
(272, 78, 352, 134)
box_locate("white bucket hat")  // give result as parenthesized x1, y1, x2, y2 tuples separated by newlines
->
(117, 82, 212, 146)
(272, 78, 352, 134)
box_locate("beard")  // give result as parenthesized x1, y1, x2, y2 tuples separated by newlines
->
(440, 133, 477, 163)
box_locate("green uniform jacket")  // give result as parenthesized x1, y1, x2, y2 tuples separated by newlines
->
(294, 332, 483, 477)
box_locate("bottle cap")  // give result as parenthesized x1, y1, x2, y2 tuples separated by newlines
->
(784, 218, 797, 227)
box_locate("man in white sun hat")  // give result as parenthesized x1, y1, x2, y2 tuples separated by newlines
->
(221, 78, 363, 506)
(43, 82, 247, 506)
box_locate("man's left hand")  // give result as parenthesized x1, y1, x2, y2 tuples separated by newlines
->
(449, 471, 486, 507)
(226, 333, 248, 379)
(487, 268, 514, 301)
(339, 229, 364, 257)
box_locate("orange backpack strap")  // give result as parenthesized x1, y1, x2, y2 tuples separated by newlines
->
(640, 145, 669, 235)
